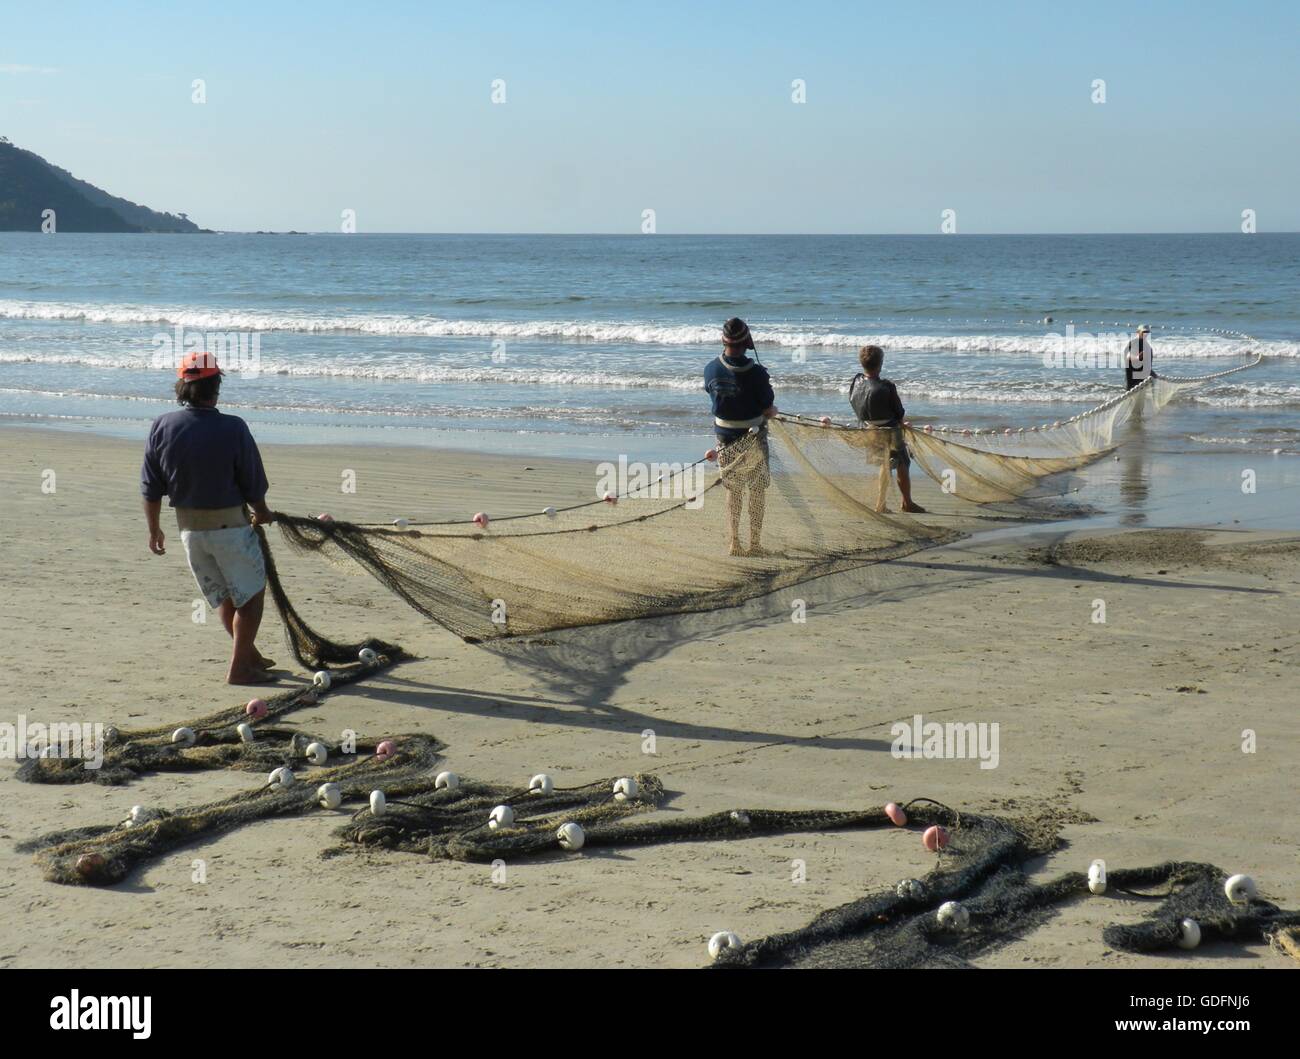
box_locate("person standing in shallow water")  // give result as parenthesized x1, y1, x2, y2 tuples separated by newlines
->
(703, 317, 777, 556)
(1124, 324, 1154, 390)
(141, 352, 278, 685)
(849, 345, 925, 513)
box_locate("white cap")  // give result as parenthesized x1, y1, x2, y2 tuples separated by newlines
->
(1137, 324, 1151, 333)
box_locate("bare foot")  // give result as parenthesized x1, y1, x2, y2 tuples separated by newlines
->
(728, 540, 744, 556)
(256, 654, 276, 669)
(228, 668, 277, 686)
(901, 502, 927, 513)
(874, 504, 893, 514)
(746, 544, 774, 557)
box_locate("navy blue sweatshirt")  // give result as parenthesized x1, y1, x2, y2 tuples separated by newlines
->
(703, 354, 775, 441)
(141, 406, 269, 509)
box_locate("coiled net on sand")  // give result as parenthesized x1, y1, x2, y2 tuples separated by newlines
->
(16, 649, 407, 785)
(20, 753, 1295, 965)
(708, 803, 1299, 968)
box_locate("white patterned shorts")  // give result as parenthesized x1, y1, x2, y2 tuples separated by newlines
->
(181, 525, 267, 609)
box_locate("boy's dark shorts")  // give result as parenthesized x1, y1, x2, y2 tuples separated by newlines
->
(872, 425, 910, 470)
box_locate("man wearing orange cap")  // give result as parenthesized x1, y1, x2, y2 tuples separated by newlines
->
(141, 352, 277, 684)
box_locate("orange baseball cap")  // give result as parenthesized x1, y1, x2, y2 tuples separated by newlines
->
(177, 351, 221, 380)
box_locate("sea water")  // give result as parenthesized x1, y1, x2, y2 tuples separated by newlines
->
(1, 232, 1295, 466)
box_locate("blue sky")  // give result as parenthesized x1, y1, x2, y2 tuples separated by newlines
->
(2, 0, 1297, 233)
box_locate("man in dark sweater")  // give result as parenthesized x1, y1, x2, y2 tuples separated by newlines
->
(703, 317, 777, 556)
(141, 352, 277, 684)
(849, 345, 925, 513)
(1123, 324, 1154, 390)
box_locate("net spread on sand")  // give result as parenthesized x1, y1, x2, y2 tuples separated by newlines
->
(262, 364, 1258, 661)
(18, 711, 1297, 965)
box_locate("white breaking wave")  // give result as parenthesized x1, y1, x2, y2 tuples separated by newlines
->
(0, 299, 1289, 358)
(0, 351, 1259, 403)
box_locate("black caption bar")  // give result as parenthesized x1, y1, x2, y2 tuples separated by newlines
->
(4, 967, 1292, 1044)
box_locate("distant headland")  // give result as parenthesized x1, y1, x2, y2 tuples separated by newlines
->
(0, 137, 208, 233)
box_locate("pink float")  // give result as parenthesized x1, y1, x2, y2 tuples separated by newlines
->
(472, 512, 489, 528)
(375, 740, 396, 760)
(705, 448, 718, 462)
(316, 512, 334, 521)
(75, 852, 105, 877)
(245, 698, 268, 720)
(819, 416, 832, 426)
(885, 802, 907, 826)
(603, 492, 617, 504)
(923, 825, 949, 852)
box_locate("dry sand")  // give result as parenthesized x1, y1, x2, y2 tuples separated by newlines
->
(0, 425, 1296, 968)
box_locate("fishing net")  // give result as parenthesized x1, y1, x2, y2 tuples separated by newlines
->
(21, 766, 1295, 966)
(15, 649, 406, 785)
(260, 419, 1104, 656)
(15, 676, 1293, 962)
(18, 731, 445, 886)
(251, 355, 1262, 659)
(268, 422, 955, 651)
(711, 802, 1300, 968)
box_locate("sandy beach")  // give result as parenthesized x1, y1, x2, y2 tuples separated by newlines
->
(0, 424, 1295, 969)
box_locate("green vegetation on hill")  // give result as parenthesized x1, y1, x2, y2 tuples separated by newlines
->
(0, 138, 205, 233)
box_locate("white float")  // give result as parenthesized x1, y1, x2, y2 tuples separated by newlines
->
(488, 805, 514, 830)
(542, 506, 557, 517)
(171, 727, 196, 747)
(1088, 859, 1107, 895)
(529, 773, 554, 795)
(1224, 874, 1257, 904)
(1178, 918, 1202, 949)
(268, 766, 294, 789)
(896, 879, 925, 901)
(306, 742, 329, 766)
(358, 647, 378, 666)
(613, 777, 638, 802)
(317, 783, 342, 810)
(369, 790, 387, 817)
(937, 901, 970, 931)
(312, 671, 331, 691)
(707, 931, 741, 960)
(557, 822, 585, 851)
(393, 518, 410, 529)
(435, 771, 460, 791)
(236, 722, 255, 744)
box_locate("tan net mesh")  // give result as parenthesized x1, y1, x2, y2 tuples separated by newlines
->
(271, 420, 971, 649)
(258, 358, 1261, 657)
